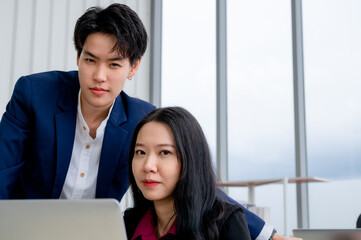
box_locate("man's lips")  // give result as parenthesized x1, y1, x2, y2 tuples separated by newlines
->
(90, 88, 108, 95)
(142, 179, 160, 187)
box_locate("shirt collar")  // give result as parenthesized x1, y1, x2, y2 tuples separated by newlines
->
(131, 208, 177, 240)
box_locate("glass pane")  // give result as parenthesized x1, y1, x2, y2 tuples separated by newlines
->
(227, 0, 295, 235)
(303, 0, 361, 228)
(161, 1, 216, 157)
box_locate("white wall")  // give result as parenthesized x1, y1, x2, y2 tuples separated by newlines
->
(0, 0, 152, 115)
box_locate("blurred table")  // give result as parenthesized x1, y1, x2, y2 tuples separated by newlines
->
(218, 177, 328, 204)
(217, 177, 328, 236)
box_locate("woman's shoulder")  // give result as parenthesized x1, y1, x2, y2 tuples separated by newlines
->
(220, 201, 245, 219)
(124, 207, 147, 225)
(124, 207, 177, 240)
(225, 201, 244, 211)
(123, 208, 148, 239)
(218, 202, 252, 240)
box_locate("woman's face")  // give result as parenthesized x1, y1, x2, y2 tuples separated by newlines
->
(132, 121, 181, 205)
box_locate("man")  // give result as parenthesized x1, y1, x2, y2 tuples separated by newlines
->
(0, 3, 298, 240)
(0, 3, 154, 200)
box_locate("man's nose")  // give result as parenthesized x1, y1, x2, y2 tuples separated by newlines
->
(94, 64, 107, 83)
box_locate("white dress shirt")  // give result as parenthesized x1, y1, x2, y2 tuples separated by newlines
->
(60, 91, 114, 199)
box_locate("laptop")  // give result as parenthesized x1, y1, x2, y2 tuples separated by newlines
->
(293, 229, 361, 240)
(0, 199, 128, 240)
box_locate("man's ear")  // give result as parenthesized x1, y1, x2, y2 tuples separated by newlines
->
(128, 59, 142, 78)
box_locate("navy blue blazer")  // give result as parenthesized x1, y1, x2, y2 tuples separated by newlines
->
(0, 70, 155, 199)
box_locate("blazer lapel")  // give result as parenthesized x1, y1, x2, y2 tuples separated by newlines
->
(96, 95, 128, 197)
(51, 89, 78, 198)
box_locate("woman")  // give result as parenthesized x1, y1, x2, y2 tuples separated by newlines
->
(124, 107, 251, 240)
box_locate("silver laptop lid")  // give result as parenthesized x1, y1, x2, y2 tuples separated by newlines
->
(293, 229, 361, 240)
(0, 199, 127, 240)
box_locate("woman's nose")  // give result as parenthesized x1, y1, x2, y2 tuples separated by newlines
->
(143, 154, 158, 173)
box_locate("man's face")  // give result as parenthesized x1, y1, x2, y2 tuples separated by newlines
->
(77, 32, 140, 113)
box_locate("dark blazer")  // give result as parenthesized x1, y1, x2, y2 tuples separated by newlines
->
(123, 202, 252, 240)
(0, 70, 155, 199)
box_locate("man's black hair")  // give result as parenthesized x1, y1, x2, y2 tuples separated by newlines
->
(74, 3, 147, 65)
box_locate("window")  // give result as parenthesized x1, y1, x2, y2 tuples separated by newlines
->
(303, 0, 361, 228)
(227, 0, 296, 234)
(159, 0, 361, 233)
(162, 0, 217, 157)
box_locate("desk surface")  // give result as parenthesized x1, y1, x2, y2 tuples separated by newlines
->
(217, 177, 328, 187)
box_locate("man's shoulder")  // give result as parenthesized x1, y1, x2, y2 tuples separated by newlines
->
(119, 91, 156, 118)
(21, 70, 78, 86)
(121, 91, 154, 107)
(12, 70, 79, 105)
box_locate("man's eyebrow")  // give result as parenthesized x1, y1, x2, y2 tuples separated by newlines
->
(83, 50, 125, 61)
(109, 55, 125, 61)
(83, 50, 98, 59)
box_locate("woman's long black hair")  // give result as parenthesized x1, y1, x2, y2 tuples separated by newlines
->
(128, 107, 226, 239)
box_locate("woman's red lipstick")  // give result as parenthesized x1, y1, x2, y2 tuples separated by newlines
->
(143, 180, 160, 187)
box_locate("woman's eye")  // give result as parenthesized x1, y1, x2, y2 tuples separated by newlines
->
(160, 150, 170, 155)
(135, 150, 145, 155)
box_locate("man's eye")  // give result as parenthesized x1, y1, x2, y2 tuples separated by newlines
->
(85, 58, 95, 63)
(110, 63, 120, 68)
